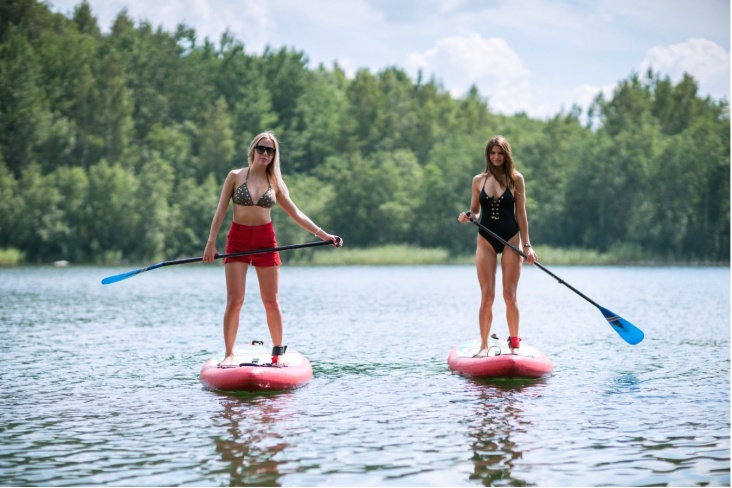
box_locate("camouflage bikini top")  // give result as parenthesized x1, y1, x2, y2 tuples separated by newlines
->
(232, 168, 276, 208)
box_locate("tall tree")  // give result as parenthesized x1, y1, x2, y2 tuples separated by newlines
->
(15, 164, 68, 261)
(0, 162, 22, 247)
(85, 160, 140, 262)
(216, 33, 278, 154)
(598, 73, 653, 137)
(0, 27, 49, 175)
(94, 47, 134, 164)
(197, 96, 235, 180)
(261, 46, 310, 136)
(346, 69, 386, 154)
(287, 67, 349, 172)
(51, 165, 89, 261)
(71, 1, 101, 38)
(135, 153, 174, 259)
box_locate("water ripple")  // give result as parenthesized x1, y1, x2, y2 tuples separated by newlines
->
(0, 265, 729, 486)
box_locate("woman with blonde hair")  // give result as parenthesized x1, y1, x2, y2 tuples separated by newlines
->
(458, 135, 537, 357)
(203, 131, 341, 366)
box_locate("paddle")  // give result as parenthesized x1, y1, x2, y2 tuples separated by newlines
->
(101, 240, 334, 285)
(466, 214, 644, 345)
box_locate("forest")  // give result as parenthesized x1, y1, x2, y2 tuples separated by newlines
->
(0, 0, 729, 264)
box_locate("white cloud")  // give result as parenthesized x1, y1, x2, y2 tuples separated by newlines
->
(334, 58, 359, 78)
(569, 84, 615, 108)
(273, 0, 384, 29)
(405, 33, 532, 114)
(639, 38, 730, 101)
(562, 38, 730, 119)
(53, 0, 274, 52)
(177, 0, 272, 52)
(434, 0, 467, 14)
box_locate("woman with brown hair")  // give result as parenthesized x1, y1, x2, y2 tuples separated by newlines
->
(457, 135, 537, 357)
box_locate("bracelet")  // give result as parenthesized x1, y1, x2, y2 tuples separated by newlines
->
(522, 243, 531, 248)
(314, 227, 323, 237)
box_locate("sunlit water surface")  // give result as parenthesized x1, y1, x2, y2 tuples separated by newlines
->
(1, 264, 729, 486)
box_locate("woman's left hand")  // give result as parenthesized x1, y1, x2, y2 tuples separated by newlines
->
(321, 231, 343, 247)
(523, 247, 537, 265)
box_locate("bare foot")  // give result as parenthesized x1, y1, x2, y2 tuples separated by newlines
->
(472, 348, 489, 358)
(218, 354, 236, 367)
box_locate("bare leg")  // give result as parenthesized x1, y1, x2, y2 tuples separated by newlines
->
(501, 236, 523, 348)
(255, 265, 282, 347)
(220, 261, 248, 366)
(476, 236, 498, 355)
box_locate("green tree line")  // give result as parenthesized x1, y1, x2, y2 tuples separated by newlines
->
(0, 0, 729, 264)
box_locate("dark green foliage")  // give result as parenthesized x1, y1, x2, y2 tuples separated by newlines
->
(0, 1, 728, 263)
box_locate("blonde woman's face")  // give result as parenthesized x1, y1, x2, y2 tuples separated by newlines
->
(252, 138, 276, 166)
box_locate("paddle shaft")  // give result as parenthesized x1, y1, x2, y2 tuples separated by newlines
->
(162, 240, 332, 267)
(101, 240, 334, 284)
(467, 215, 602, 309)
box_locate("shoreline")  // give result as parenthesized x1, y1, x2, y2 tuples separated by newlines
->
(2, 245, 728, 267)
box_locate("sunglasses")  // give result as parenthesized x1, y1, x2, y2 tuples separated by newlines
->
(254, 145, 276, 156)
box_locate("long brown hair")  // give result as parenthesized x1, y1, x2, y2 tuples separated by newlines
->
(483, 135, 517, 190)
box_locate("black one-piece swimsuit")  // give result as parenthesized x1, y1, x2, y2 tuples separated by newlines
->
(478, 178, 519, 254)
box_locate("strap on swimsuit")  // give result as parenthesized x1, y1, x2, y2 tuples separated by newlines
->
(232, 169, 276, 208)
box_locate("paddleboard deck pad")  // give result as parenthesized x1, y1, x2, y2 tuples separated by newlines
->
(200, 341, 313, 392)
(448, 338, 553, 379)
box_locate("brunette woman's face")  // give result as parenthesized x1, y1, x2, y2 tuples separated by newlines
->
(488, 145, 505, 167)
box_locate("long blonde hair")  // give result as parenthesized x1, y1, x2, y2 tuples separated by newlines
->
(483, 135, 517, 190)
(247, 131, 286, 189)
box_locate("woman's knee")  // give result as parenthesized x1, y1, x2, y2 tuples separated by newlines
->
(226, 294, 244, 311)
(503, 288, 518, 306)
(480, 287, 495, 304)
(261, 294, 281, 312)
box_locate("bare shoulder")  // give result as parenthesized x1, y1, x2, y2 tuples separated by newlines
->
(514, 171, 526, 187)
(221, 169, 243, 191)
(472, 173, 486, 185)
(270, 173, 283, 191)
(227, 168, 246, 181)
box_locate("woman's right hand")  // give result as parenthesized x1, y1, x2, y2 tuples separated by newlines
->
(457, 211, 472, 223)
(202, 241, 217, 263)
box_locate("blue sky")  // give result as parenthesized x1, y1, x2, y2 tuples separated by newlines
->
(48, 0, 730, 119)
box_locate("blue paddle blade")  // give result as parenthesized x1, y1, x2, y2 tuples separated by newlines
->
(101, 269, 142, 285)
(101, 263, 163, 285)
(598, 306, 645, 345)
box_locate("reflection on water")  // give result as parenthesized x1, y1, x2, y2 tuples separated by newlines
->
(213, 393, 293, 487)
(463, 380, 547, 486)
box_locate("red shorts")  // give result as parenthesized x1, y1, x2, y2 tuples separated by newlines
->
(224, 222, 282, 267)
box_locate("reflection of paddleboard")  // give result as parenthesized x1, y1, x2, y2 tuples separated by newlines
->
(199, 341, 313, 392)
(448, 338, 553, 379)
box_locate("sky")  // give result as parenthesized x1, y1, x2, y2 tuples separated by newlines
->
(47, 0, 730, 119)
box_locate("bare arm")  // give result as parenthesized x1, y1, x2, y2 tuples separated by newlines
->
(513, 173, 537, 264)
(458, 174, 484, 223)
(202, 171, 237, 262)
(276, 181, 342, 246)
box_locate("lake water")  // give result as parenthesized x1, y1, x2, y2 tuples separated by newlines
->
(0, 264, 729, 486)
